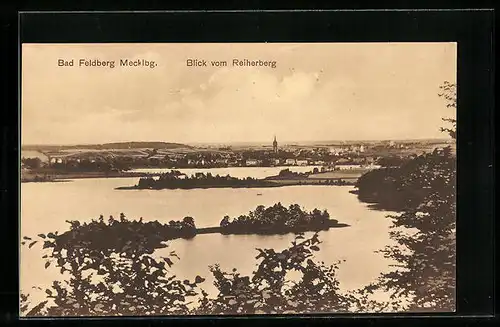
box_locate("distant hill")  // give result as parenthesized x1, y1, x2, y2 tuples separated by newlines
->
(22, 142, 193, 151)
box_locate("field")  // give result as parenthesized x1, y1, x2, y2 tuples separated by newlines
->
(268, 179, 357, 186)
(307, 169, 369, 180)
(20, 150, 49, 162)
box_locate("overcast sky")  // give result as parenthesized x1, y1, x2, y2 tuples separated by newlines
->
(22, 43, 456, 145)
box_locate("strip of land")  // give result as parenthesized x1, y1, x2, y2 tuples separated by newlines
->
(115, 179, 356, 190)
(21, 170, 160, 183)
(196, 220, 350, 235)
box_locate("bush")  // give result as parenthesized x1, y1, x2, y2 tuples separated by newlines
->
(22, 222, 355, 316)
(20, 214, 201, 316)
(196, 233, 354, 314)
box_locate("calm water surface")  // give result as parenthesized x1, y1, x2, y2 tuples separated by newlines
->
(21, 170, 396, 307)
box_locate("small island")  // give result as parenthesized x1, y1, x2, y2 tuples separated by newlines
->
(216, 203, 348, 235)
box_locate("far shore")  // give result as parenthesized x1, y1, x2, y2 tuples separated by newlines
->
(21, 171, 161, 183)
(21, 168, 364, 186)
(115, 178, 356, 190)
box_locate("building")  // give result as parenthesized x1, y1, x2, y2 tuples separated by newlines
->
(166, 153, 185, 160)
(285, 158, 296, 165)
(148, 154, 166, 161)
(48, 154, 75, 165)
(273, 135, 278, 154)
(296, 159, 309, 166)
(329, 147, 344, 155)
(363, 164, 382, 170)
(336, 164, 362, 170)
(246, 159, 261, 166)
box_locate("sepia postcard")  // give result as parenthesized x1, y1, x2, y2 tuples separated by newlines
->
(20, 42, 457, 316)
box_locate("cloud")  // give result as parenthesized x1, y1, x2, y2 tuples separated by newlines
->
(22, 43, 457, 144)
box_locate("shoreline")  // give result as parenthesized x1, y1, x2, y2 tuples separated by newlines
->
(115, 179, 356, 190)
(195, 220, 350, 236)
(21, 169, 361, 187)
(21, 171, 161, 183)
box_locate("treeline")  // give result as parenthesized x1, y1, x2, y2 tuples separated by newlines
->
(219, 203, 337, 234)
(22, 142, 191, 151)
(21, 157, 132, 173)
(355, 147, 456, 211)
(20, 214, 197, 260)
(21, 157, 44, 169)
(136, 171, 278, 189)
(273, 168, 310, 178)
(375, 155, 413, 167)
(51, 160, 131, 173)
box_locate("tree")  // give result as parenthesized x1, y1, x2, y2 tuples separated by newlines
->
(182, 216, 195, 229)
(366, 148, 456, 311)
(196, 233, 354, 315)
(22, 218, 355, 316)
(22, 157, 42, 169)
(361, 82, 457, 311)
(220, 216, 230, 228)
(20, 217, 204, 316)
(438, 81, 457, 139)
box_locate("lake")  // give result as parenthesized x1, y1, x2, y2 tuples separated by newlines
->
(20, 168, 397, 311)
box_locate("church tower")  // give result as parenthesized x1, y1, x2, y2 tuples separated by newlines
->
(273, 135, 278, 154)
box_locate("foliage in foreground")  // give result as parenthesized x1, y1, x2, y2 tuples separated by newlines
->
(21, 219, 364, 316)
(21, 214, 200, 316)
(196, 234, 357, 314)
(361, 148, 456, 311)
(360, 81, 457, 312)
